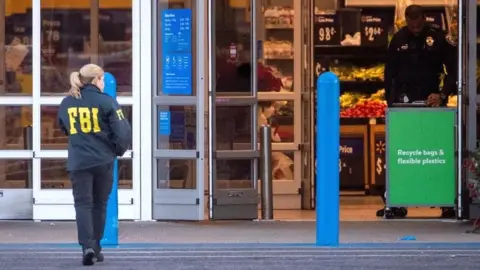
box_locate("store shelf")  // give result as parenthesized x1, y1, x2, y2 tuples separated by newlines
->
(340, 118, 371, 125)
(265, 56, 294, 60)
(340, 80, 384, 93)
(315, 46, 386, 61)
(265, 24, 293, 29)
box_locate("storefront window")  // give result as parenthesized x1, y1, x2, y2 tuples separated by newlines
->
(40, 105, 132, 150)
(216, 106, 252, 150)
(40, 159, 132, 189)
(3, 0, 32, 96)
(214, 1, 252, 94)
(262, 2, 294, 92)
(0, 1, 33, 189)
(258, 100, 294, 143)
(40, 0, 132, 95)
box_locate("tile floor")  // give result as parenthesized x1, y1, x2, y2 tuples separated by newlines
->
(272, 195, 442, 221)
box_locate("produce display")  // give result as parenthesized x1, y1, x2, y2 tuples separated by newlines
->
(330, 65, 384, 81)
(340, 89, 387, 118)
(447, 95, 457, 108)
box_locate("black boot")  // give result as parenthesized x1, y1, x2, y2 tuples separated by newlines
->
(82, 248, 96, 266)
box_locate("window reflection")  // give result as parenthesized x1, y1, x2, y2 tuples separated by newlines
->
(40, 159, 132, 189)
(99, 4, 132, 94)
(216, 159, 252, 189)
(0, 106, 32, 150)
(216, 106, 252, 150)
(40, 105, 132, 149)
(3, 0, 33, 96)
(214, 0, 252, 94)
(258, 100, 294, 143)
(157, 106, 197, 150)
(0, 160, 30, 189)
(157, 159, 196, 189)
(40, 0, 132, 95)
(272, 151, 294, 181)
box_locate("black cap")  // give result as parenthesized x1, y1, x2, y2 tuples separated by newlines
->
(405, 5, 424, 20)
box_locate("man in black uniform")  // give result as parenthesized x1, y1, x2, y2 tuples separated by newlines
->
(57, 64, 131, 265)
(377, 5, 457, 218)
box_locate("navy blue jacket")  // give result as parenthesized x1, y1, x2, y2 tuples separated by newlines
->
(57, 84, 132, 171)
(384, 24, 457, 105)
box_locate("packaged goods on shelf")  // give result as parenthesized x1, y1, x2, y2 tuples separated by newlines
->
(447, 95, 457, 108)
(341, 33, 361, 47)
(263, 40, 294, 59)
(264, 6, 294, 28)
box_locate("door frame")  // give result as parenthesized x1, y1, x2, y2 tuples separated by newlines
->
(30, 0, 141, 220)
(150, 0, 206, 221)
(256, 0, 303, 209)
(206, 0, 260, 220)
(0, 1, 35, 220)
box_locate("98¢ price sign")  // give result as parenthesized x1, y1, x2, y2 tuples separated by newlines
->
(314, 13, 340, 46)
(318, 27, 336, 42)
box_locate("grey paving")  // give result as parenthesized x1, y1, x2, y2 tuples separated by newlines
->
(0, 247, 479, 269)
(1, 220, 480, 244)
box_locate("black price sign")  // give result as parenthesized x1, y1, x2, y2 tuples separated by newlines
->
(339, 138, 365, 189)
(425, 12, 446, 30)
(41, 12, 63, 61)
(373, 136, 386, 186)
(360, 13, 388, 47)
(314, 13, 340, 46)
(312, 56, 330, 88)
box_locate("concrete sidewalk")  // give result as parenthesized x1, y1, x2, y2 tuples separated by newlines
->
(2, 247, 480, 269)
(1, 220, 480, 245)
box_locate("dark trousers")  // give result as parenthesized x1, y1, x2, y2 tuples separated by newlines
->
(70, 162, 113, 251)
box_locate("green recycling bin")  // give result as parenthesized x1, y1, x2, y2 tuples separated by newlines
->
(386, 107, 456, 207)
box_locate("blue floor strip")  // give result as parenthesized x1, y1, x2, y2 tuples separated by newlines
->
(0, 242, 480, 249)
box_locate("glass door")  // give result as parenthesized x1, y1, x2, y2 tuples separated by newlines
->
(207, 0, 260, 220)
(257, 0, 303, 210)
(0, 0, 34, 220)
(151, 0, 205, 221)
(31, 0, 139, 220)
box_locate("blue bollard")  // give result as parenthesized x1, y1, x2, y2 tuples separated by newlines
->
(101, 72, 119, 246)
(315, 72, 340, 246)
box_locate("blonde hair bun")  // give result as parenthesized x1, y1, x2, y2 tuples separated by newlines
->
(69, 64, 105, 99)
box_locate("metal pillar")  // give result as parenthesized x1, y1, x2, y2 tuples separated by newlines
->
(23, 126, 33, 188)
(260, 125, 273, 220)
(207, 0, 215, 220)
(456, 0, 465, 219)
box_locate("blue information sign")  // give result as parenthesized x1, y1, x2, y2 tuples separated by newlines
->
(159, 111, 171, 135)
(161, 9, 192, 95)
